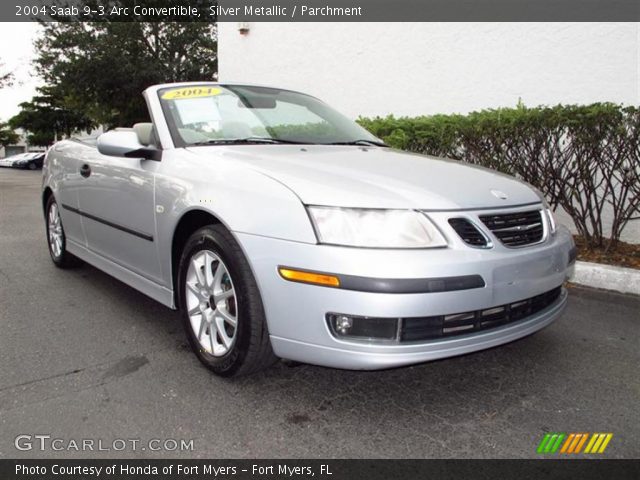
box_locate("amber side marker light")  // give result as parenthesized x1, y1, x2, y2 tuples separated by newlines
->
(278, 267, 340, 287)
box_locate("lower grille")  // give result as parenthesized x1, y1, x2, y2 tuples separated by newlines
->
(480, 209, 544, 247)
(400, 287, 562, 342)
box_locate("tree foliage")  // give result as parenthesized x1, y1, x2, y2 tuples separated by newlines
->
(0, 60, 13, 88)
(0, 122, 19, 147)
(0, 58, 17, 147)
(35, 21, 217, 127)
(358, 104, 640, 250)
(9, 87, 95, 146)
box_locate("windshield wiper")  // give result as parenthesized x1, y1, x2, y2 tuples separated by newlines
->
(324, 139, 389, 147)
(191, 137, 309, 146)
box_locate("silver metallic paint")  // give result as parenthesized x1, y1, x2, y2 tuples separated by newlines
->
(42, 82, 575, 370)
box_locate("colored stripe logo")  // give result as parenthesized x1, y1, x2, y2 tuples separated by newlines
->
(537, 433, 613, 454)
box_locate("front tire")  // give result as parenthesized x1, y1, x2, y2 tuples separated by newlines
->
(45, 195, 82, 268)
(177, 225, 277, 377)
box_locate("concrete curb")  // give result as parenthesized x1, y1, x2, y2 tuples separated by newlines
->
(571, 260, 640, 296)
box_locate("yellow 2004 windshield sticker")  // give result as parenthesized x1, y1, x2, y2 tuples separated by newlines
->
(161, 86, 222, 100)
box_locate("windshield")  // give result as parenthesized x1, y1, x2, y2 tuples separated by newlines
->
(158, 84, 384, 147)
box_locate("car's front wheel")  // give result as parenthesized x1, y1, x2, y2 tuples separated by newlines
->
(178, 225, 277, 377)
(45, 195, 82, 268)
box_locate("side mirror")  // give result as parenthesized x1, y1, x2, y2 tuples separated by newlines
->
(97, 130, 161, 161)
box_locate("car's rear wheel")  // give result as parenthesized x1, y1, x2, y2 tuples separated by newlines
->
(178, 225, 277, 377)
(28, 162, 37, 170)
(45, 195, 82, 268)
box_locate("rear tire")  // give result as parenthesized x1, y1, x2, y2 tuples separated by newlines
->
(45, 195, 83, 269)
(177, 225, 278, 377)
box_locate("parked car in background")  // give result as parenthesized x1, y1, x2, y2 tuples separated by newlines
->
(42, 82, 576, 377)
(0, 152, 45, 170)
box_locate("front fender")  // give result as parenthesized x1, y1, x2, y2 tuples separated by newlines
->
(154, 150, 317, 289)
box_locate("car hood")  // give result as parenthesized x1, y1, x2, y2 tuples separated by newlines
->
(187, 145, 541, 210)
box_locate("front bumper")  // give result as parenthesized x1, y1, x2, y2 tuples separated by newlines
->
(235, 226, 574, 370)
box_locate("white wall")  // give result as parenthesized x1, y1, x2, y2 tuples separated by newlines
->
(219, 23, 638, 117)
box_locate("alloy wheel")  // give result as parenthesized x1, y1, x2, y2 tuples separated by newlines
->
(185, 250, 238, 357)
(48, 202, 63, 258)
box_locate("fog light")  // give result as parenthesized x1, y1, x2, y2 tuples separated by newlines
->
(335, 315, 353, 334)
(327, 313, 399, 341)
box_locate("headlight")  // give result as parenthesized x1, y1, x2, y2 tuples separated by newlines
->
(535, 191, 557, 236)
(545, 208, 557, 235)
(307, 206, 447, 248)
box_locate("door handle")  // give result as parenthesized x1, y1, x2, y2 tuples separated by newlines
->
(80, 164, 91, 178)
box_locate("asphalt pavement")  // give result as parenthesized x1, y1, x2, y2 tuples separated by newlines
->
(0, 168, 638, 459)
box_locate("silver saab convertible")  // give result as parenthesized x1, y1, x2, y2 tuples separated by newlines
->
(42, 82, 576, 376)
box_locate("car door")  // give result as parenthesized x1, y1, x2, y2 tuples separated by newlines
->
(52, 142, 90, 247)
(75, 149, 162, 283)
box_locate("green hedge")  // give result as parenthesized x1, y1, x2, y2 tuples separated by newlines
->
(358, 104, 640, 249)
